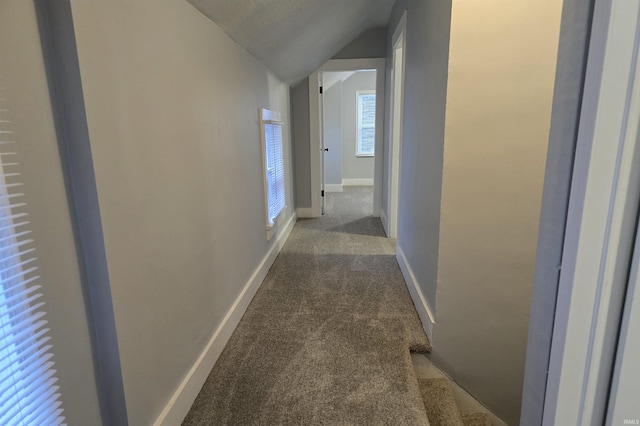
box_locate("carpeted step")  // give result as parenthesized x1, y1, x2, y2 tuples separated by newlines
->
(461, 411, 492, 426)
(418, 377, 464, 426)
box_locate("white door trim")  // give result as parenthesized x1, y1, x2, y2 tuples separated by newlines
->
(319, 72, 326, 215)
(387, 11, 407, 239)
(543, 0, 640, 424)
(309, 58, 385, 217)
(607, 211, 640, 424)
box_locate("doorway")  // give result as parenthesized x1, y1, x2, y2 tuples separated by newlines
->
(320, 70, 377, 216)
(308, 58, 385, 219)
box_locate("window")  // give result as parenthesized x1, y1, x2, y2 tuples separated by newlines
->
(356, 90, 376, 157)
(0, 88, 65, 424)
(260, 108, 286, 240)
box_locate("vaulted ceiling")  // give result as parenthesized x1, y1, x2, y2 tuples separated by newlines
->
(187, 0, 396, 84)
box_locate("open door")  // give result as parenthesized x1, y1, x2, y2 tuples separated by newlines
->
(542, 0, 640, 423)
(607, 213, 640, 424)
(308, 58, 385, 219)
(319, 72, 326, 215)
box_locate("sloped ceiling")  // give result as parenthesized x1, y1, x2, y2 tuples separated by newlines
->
(323, 71, 357, 91)
(187, 0, 395, 84)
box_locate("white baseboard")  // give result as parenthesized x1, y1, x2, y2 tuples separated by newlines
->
(396, 245, 436, 341)
(325, 184, 343, 192)
(342, 178, 373, 186)
(296, 207, 315, 218)
(380, 208, 389, 237)
(153, 212, 297, 426)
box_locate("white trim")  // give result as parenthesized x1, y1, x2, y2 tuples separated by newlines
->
(387, 11, 407, 240)
(607, 216, 640, 424)
(296, 207, 315, 218)
(396, 245, 435, 340)
(153, 212, 297, 426)
(309, 58, 385, 218)
(342, 178, 373, 186)
(544, 0, 640, 424)
(265, 206, 287, 241)
(259, 107, 285, 239)
(380, 207, 389, 237)
(319, 72, 326, 215)
(324, 184, 343, 192)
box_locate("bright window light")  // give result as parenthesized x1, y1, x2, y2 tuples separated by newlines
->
(260, 108, 286, 240)
(0, 85, 65, 426)
(356, 90, 376, 157)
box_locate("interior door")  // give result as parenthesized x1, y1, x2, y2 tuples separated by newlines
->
(606, 212, 640, 424)
(319, 72, 326, 215)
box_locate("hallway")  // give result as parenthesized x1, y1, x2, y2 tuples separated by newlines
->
(183, 187, 431, 424)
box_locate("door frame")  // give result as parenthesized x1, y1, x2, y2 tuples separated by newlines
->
(318, 72, 326, 214)
(542, 0, 640, 423)
(607, 210, 640, 425)
(308, 58, 385, 218)
(385, 11, 407, 238)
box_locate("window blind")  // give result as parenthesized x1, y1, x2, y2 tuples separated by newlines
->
(260, 108, 286, 236)
(0, 88, 65, 425)
(356, 91, 376, 157)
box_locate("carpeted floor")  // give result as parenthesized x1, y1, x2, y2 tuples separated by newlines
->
(183, 186, 432, 425)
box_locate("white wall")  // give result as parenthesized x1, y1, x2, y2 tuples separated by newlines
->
(341, 71, 376, 183)
(431, 1, 562, 424)
(0, 2, 102, 424)
(69, 0, 295, 424)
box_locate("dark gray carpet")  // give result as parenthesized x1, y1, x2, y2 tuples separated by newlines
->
(461, 412, 492, 426)
(418, 378, 464, 426)
(183, 186, 432, 425)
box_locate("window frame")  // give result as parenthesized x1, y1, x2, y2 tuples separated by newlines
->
(355, 90, 376, 157)
(259, 108, 286, 241)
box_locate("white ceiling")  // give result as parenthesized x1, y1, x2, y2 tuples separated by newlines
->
(187, 0, 396, 84)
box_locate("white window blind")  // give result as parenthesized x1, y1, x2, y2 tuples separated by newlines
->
(0, 86, 65, 425)
(356, 90, 376, 157)
(260, 108, 286, 238)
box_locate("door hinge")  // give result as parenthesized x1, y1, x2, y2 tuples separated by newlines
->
(319, 86, 323, 94)
(321, 190, 325, 197)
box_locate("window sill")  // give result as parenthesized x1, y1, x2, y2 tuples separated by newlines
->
(266, 207, 287, 241)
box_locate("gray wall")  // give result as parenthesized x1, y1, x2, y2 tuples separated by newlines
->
(323, 71, 377, 187)
(386, 0, 451, 308)
(293, 26, 387, 207)
(0, 2, 102, 424)
(323, 81, 343, 185)
(521, 0, 594, 424)
(68, 1, 295, 424)
(432, 1, 563, 424)
(292, 79, 312, 208)
(342, 71, 376, 182)
(333, 27, 387, 60)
